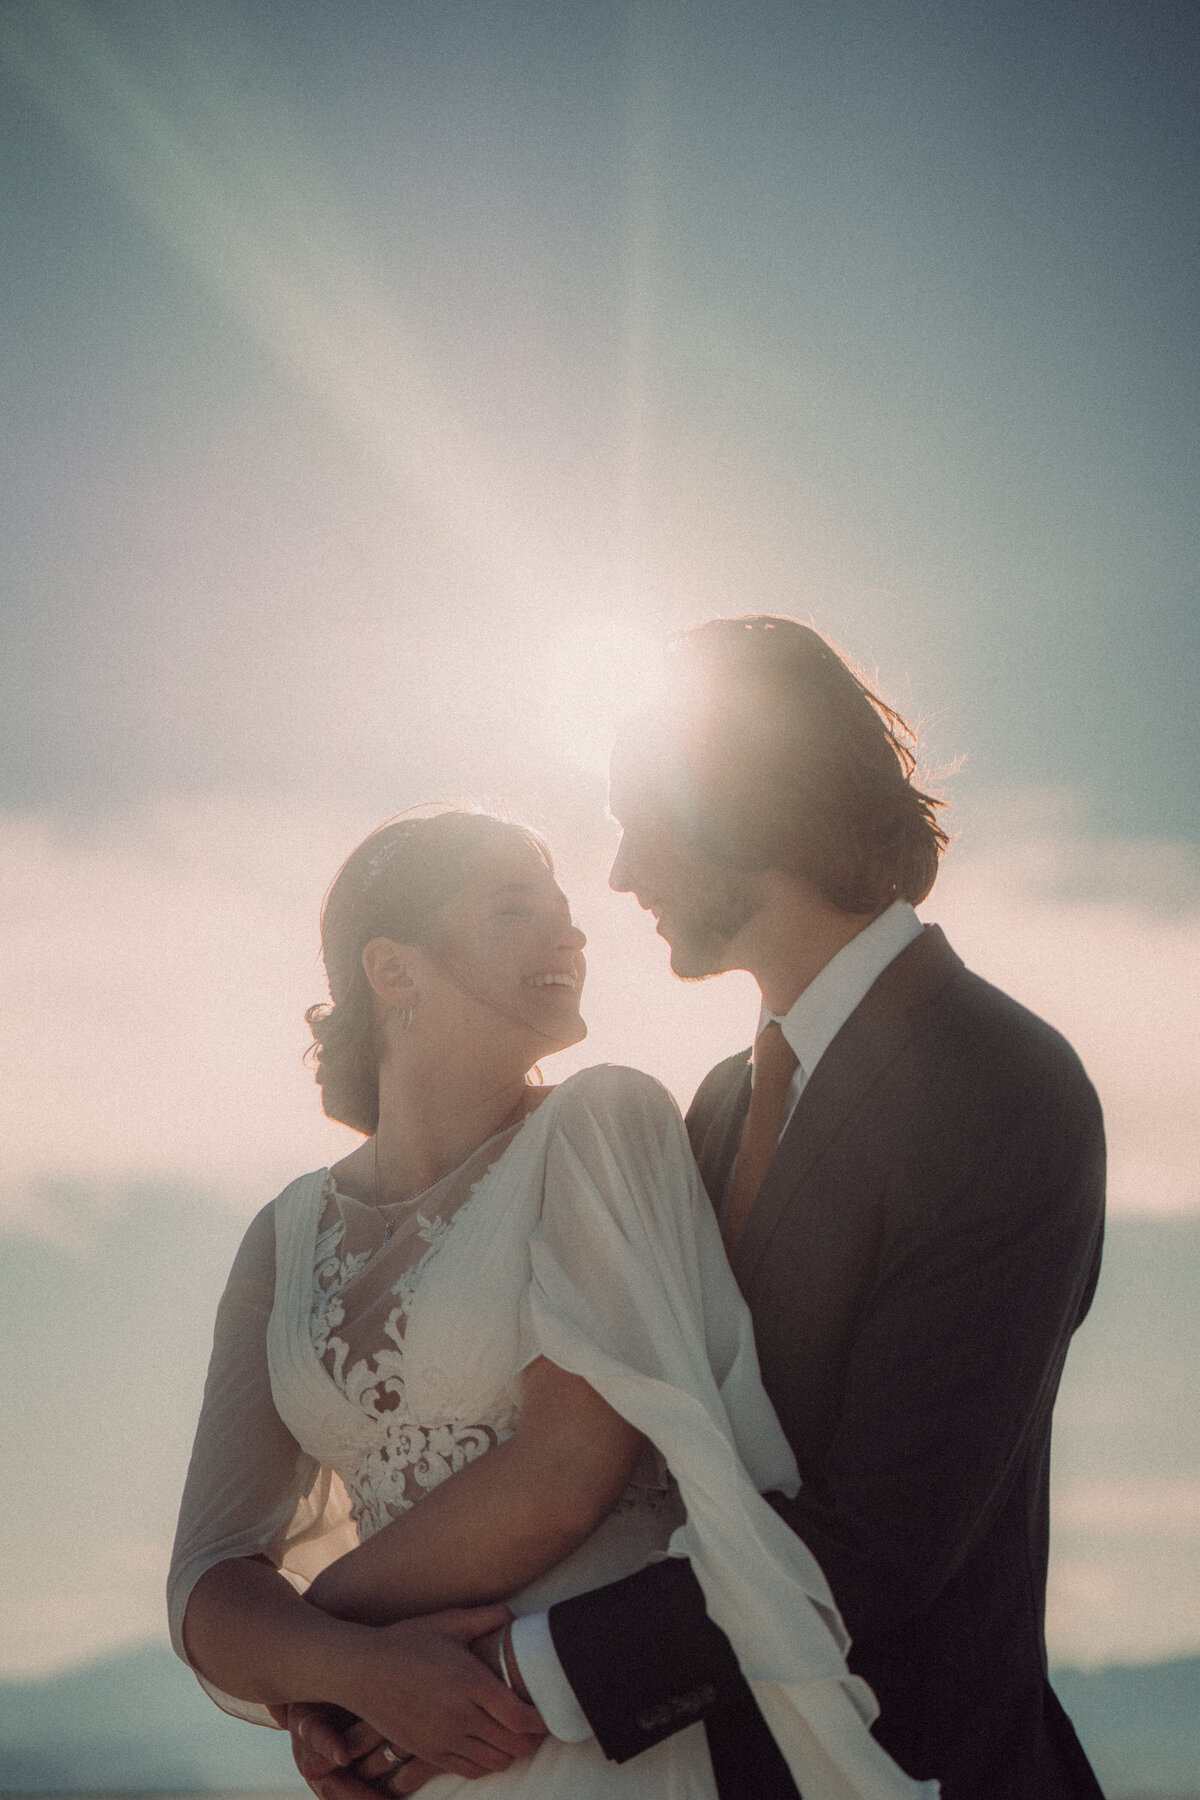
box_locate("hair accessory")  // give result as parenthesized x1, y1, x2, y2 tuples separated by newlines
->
(364, 828, 411, 885)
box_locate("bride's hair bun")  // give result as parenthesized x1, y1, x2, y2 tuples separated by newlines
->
(305, 808, 551, 1135)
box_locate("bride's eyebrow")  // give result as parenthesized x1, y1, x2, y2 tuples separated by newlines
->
(486, 883, 538, 903)
(487, 881, 573, 917)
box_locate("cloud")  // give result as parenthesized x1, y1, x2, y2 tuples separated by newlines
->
(1053, 1477, 1200, 1540)
(931, 788, 1200, 1216)
(0, 793, 761, 1247)
(1047, 1216, 1200, 1667)
(0, 799, 360, 1241)
(3, 784, 1198, 1247)
(1047, 1537, 1200, 1669)
(0, 1538, 170, 1680)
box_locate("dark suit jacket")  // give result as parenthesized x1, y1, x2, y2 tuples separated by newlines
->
(549, 926, 1106, 1798)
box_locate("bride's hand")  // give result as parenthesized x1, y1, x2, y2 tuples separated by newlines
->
(336, 1604, 547, 1781)
(275, 1703, 438, 1798)
(275, 1702, 368, 1796)
(271, 1702, 371, 1800)
(472, 1622, 532, 1702)
(348, 1731, 439, 1795)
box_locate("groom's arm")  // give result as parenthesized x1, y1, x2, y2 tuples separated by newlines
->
(543, 1558, 740, 1761)
(765, 1060, 1105, 1647)
(541, 1561, 800, 1796)
(539, 1031, 1104, 1763)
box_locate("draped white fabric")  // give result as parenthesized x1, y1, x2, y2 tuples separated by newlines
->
(168, 1065, 936, 1798)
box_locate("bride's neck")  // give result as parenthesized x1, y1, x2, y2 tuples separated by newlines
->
(373, 1065, 531, 1204)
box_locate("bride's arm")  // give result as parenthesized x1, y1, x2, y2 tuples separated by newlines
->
(304, 1357, 644, 1626)
(171, 1201, 544, 1778)
(183, 1558, 540, 1779)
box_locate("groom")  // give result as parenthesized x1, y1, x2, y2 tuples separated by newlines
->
(501, 616, 1107, 1797)
(297, 616, 1105, 1797)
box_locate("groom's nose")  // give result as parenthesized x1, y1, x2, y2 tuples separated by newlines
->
(609, 831, 636, 894)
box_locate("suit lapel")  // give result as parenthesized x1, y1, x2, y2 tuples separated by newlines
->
(730, 926, 963, 1292)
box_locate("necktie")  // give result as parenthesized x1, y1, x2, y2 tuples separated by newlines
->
(723, 1021, 799, 1257)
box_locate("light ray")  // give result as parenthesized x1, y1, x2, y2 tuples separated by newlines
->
(0, 1, 548, 603)
(532, 611, 666, 777)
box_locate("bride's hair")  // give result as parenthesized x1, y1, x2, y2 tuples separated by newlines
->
(305, 808, 552, 1136)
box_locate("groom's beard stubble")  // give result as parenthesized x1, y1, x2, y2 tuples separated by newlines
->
(663, 868, 764, 981)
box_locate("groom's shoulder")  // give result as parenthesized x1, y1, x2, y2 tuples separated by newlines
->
(919, 931, 1099, 1117)
(685, 1047, 751, 1136)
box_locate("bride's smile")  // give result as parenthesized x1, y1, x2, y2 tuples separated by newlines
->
(417, 839, 589, 1060)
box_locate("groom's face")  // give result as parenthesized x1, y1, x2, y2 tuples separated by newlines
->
(609, 779, 764, 981)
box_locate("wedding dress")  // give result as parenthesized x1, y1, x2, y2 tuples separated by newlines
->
(168, 1065, 936, 1799)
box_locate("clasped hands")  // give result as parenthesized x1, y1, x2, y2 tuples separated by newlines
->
(271, 1605, 545, 1798)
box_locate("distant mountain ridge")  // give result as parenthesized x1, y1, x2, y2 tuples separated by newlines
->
(0, 1642, 299, 1794)
(0, 1640, 1196, 1795)
(1053, 1656, 1200, 1797)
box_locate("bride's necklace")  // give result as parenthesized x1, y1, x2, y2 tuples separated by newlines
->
(373, 1090, 531, 1245)
(373, 1138, 441, 1243)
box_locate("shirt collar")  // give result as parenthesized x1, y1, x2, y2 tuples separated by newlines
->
(756, 900, 924, 1079)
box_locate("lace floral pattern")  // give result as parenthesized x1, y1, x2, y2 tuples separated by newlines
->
(612, 1457, 680, 1518)
(310, 1192, 517, 1538)
(307, 1132, 680, 1544)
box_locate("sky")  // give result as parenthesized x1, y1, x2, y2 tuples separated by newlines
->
(1, 0, 1198, 1681)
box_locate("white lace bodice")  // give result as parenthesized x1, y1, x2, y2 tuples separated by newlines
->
(308, 1184, 519, 1537)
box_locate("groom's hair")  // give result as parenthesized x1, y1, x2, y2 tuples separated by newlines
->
(617, 616, 947, 912)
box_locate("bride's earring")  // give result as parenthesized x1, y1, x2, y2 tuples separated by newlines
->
(397, 1001, 414, 1030)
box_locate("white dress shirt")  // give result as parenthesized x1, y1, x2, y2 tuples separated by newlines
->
(761, 898, 924, 1137)
(511, 901, 926, 1739)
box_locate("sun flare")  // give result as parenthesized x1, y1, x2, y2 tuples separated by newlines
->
(533, 613, 667, 778)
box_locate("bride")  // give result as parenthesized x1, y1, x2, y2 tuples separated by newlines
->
(168, 809, 936, 1799)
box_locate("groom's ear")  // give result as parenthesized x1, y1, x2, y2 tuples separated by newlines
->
(361, 937, 414, 1006)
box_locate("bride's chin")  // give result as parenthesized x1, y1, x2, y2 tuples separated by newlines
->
(546, 1014, 588, 1053)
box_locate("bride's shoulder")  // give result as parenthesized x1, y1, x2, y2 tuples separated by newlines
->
(543, 1064, 684, 1133)
(249, 1169, 334, 1241)
(269, 1167, 335, 1210)
(535, 1069, 702, 1227)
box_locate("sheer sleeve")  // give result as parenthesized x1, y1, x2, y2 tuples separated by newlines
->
(520, 1068, 935, 1799)
(521, 1065, 800, 1498)
(166, 1200, 357, 1725)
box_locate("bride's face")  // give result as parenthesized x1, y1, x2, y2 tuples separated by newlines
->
(413, 838, 588, 1062)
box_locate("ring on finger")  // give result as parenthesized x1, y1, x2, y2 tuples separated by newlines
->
(379, 1745, 412, 1768)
